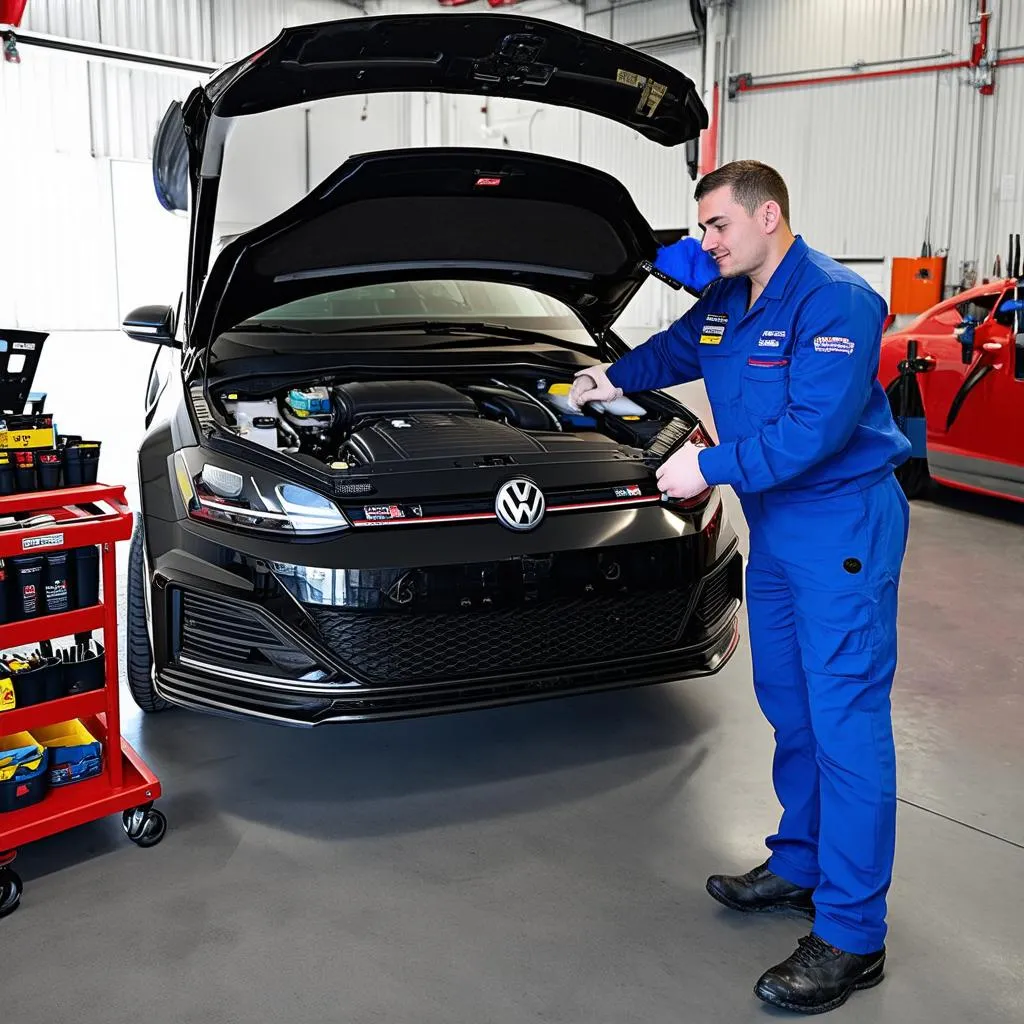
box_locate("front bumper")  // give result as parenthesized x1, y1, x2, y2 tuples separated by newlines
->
(157, 613, 740, 725)
(143, 499, 743, 726)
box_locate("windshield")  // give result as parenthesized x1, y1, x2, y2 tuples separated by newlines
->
(239, 280, 598, 345)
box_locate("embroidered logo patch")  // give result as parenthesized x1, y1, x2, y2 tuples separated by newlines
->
(758, 329, 786, 348)
(700, 312, 728, 345)
(813, 335, 855, 355)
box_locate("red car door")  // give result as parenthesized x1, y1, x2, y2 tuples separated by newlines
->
(927, 287, 1024, 499)
(912, 295, 979, 431)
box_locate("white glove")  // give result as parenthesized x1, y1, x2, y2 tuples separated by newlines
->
(656, 442, 709, 499)
(569, 363, 623, 411)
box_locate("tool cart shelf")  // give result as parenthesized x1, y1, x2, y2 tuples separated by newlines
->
(0, 483, 164, 921)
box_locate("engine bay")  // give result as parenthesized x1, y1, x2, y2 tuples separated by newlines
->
(212, 373, 687, 471)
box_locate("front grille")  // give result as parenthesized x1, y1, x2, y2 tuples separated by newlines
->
(309, 589, 693, 686)
(179, 591, 315, 674)
(695, 567, 733, 629)
(320, 626, 740, 720)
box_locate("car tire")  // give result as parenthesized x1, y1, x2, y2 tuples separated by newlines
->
(127, 521, 171, 713)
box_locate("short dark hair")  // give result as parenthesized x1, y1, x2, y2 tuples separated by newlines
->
(694, 160, 791, 224)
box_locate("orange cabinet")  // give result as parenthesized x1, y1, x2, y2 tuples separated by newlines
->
(889, 256, 946, 314)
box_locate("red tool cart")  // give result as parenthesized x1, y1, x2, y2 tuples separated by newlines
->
(0, 483, 165, 919)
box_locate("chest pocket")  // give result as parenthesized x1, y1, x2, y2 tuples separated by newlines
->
(697, 344, 738, 412)
(742, 358, 790, 422)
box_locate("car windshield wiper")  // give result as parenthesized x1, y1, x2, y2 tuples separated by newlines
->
(233, 322, 320, 335)
(330, 320, 541, 339)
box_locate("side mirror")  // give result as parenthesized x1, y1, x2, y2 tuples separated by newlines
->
(122, 304, 179, 347)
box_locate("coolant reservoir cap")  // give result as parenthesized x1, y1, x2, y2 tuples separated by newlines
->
(548, 383, 571, 395)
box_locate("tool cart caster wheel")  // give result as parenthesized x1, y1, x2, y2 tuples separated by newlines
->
(122, 806, 167, 849)
(0, 868, 23, 919)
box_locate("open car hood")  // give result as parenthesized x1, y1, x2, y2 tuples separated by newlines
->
(196, 13, 705, 142)
(187, 147, 667, 361)
(158, 13, 706, 327)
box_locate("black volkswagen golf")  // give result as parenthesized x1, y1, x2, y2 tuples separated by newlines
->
(124, 13, 743, 726)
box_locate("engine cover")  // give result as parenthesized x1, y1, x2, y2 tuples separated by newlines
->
(348, 413, 543, 464)
(334, 380, 476, 429)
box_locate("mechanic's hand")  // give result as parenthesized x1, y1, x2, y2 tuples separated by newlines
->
(654, 236, 720, 294)
(656, 442, 709, 499)
(569, 363, 623, 411)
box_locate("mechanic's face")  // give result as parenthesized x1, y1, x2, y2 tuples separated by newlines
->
(697, 186, 772, 279)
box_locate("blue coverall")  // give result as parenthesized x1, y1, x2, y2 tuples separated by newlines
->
(608, 236, 912, 954)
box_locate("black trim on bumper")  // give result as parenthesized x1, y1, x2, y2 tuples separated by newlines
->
(154, 612, 741, 726)
(153, 544, 743, 726)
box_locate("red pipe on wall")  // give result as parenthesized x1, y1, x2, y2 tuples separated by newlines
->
(699, 82, 719, 175)
(735, 58, 972, 94)
(735, 1, 1019, 97)
(972, 0, 989, 66)
(735, 53, 1024, 96)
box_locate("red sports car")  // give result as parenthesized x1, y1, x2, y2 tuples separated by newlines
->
(879, 274, 1024, 503)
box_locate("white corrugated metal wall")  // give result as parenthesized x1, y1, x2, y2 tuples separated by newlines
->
(584, 0, 698, 43)
(7, 0, 1024, 333)
(729, 0, 971, 76)
(17, 0, 371, 163)
(2, 0, 370, 330)
(723, 0, 1024, 297)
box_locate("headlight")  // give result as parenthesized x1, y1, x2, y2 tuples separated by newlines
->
(173, 452, 349, 535)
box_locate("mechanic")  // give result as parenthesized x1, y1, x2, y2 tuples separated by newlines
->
(570, 160, 912, 1015)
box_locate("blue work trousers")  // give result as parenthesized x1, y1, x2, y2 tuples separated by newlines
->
(742, 473, 910, 954)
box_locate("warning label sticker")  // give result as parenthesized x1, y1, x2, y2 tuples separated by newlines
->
(23, 532, 64, 551)
(638, 80, 667, 117)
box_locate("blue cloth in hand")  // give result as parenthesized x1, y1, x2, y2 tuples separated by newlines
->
(653, 236, 720, 293)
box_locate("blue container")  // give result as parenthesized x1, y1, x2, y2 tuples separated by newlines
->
(0, 735, 49, 813)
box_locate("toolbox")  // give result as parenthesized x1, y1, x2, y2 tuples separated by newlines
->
(2, 650, 66, 707)
(0, 332, 102, 493)
(0, 732, 49, 813)
(30, 720, 102, 787)
(0, 480, 165, 921)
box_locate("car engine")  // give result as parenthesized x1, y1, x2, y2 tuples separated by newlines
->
(214, 376, 674, 469)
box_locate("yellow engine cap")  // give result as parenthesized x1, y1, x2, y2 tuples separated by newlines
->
(548, 383, 571, 395)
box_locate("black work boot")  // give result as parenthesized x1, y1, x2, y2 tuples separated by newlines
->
(754, 933, 886, 1014)
(706, 860, 815, 918)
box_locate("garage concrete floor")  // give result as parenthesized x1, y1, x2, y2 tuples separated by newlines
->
(4, 372, 1023, 1022)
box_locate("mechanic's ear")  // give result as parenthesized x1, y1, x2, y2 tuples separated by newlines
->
(762, 201, 782, 235)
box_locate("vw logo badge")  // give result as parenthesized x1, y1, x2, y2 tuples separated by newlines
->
(495, 478, 545, 531)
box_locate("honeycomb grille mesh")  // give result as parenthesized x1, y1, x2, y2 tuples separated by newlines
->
(310, 589, 693, 686)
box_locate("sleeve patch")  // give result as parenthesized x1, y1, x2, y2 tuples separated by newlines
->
(813, 336, 855, 355)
